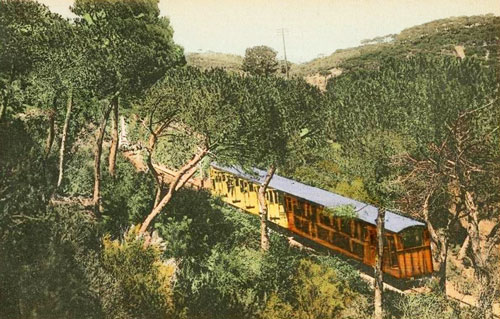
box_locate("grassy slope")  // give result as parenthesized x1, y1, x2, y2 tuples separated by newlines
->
(186, 51, 244, 73)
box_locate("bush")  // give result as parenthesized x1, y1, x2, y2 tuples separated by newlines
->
(61, 146, 94, 197)
(99, 226, 174, 319)
(0, 205, 103, 319)
(0, 203, 174, 319)
(396, 290, 481, 319)
(101, 154, 155, 236)
(260, 259, 368, 319)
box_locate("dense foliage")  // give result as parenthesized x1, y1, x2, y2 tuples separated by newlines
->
(1, 1, 498, 319)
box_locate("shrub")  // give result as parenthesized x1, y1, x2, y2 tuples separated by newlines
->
(0, 205, 103, 319)
(396, 290, 482, 319)
(260, 259, 368, 319)
(101, 154, 155, 236)
(99, 226, 174, 319)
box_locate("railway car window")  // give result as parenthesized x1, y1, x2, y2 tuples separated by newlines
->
(387, 237, 399, 268)
(295, 201, 304, 216)
(304, 202, 310, 217)
(311, 205, 317, 221)
(354, 223, 366, 240)
(317, 226, 328, 241)
(320, 214, 331, 226)
(277, 193, 283, 205)
(294, 219, 310, 234)
(340, 218, 351, 234)
(352, 242, 364, 258)
(332, 233, 350, 251)
(294, 205, 303, 216)
(401, 228, 423, 248)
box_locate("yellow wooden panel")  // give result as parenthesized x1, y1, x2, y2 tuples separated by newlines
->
(397, 254, 406, 278)
(424, 249, 433, 273)
(404, 253, 413, 277)
(411, 251, 421, 276)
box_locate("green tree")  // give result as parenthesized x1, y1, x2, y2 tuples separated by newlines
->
(242, 45, 279, 76)
(328, 55, 499, 316)
(233, 76, 328, 250)
(0, 0, 62, 122)
(137, 67, 247, 234)
(71, 0, 185, 213)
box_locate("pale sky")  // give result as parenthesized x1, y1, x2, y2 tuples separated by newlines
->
(40, 0, 500, 63)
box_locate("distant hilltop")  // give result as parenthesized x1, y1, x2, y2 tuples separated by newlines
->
(186, 14, 499, 89)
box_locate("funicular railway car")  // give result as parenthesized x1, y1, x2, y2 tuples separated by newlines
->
(210, 163, 434, 279)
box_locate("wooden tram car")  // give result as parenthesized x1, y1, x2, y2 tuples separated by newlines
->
(210, 164, 434, 279)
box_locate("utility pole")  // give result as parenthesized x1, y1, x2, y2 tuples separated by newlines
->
(279, 28, 289, 79)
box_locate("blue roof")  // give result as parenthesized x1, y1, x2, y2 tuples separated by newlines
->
(211, 163, 425, 233)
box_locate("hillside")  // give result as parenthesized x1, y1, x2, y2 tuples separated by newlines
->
(186, 15, 500, 89)
(186, 51, 244, 72)
(293, 14, 499, 77)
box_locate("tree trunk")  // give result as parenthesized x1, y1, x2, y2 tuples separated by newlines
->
(146, 123, 170, 211)
(457, 235, 470, 261)
(153, 179, 164, 208)
(373, 206, 385, 319)
(139, 147, 208, 234)
(119, 116, 129, 147)
(465, 191, 495, 319)
(436, 242, 448, 294)
(0, 100, 5, 122)
(423, 193, 448, 294)
(257, 165, 276, 251)
(108, 96, 119, 177)
(92, 101, 114, 215)
(57, 90, 73, 188)
(0, 93, 8, 122)
(44, 104, 56, 161)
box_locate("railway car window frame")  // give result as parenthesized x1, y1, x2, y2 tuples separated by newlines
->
(320, 213, 331, 227)
(386, 236, 399, 268)
(401, 227, 424, 249)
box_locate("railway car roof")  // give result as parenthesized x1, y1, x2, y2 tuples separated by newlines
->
(212, 163, 425, 233)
